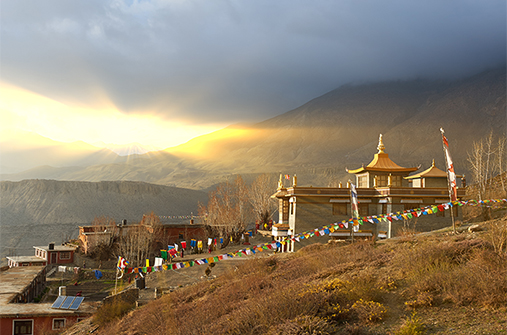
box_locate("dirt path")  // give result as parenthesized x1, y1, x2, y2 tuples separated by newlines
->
(145, 241, 276, 290)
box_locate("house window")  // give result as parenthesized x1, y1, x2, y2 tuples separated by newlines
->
(59, 252, 71, 260)
(53, 318, 66, 330)
(13, 320, 33, 335)
(333, 203, 347, 216)
(178, 232, 184, 240)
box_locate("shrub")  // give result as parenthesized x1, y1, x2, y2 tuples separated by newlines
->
(483, 217, 507, 254)
(395, 312, 426, 335)
(351, 299, 387, 323)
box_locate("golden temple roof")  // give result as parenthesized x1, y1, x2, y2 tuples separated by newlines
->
(347, 134, 419, 174)
(405, 159, 461, 179)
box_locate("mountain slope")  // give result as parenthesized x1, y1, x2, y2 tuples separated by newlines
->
(2, 68, 505, 189)
(166, 67, 505, 186)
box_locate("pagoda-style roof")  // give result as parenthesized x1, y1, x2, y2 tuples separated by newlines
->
(405, 160, 462, 179)
(347, 134, 419, 174)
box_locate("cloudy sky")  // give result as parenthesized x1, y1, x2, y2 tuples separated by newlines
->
(1, 0, 505, 149)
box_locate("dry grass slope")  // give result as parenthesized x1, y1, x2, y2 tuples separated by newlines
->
(86, 216, 506, 335)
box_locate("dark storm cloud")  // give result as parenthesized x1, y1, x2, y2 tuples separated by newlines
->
(1, 0, 505, 124)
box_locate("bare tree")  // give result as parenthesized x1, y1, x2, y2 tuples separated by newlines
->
(199, 175, 251, 245)
(495, 136, 506, 196)
(117, 223, 153, 268)
(249, 174, 277, 227)
(468, 132, 495, 201)
(114, 213, 162, 267)
(467, 132, 507, 219)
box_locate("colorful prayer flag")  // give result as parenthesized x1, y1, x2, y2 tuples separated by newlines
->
(117, 256, 128, 270)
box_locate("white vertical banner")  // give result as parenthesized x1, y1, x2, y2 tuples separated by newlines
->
(440, 128, 457, 201)
(350, 182, 360, 232)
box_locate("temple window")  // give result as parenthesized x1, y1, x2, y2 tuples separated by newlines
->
(357, 175, 368, 188)
(391, 175, 402, 187)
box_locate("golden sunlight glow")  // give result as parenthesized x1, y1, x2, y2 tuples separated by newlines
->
(0, 82, 226, 150)
(167, 126, 261, 159)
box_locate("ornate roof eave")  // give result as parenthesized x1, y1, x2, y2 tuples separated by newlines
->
(405, 159, 462, 179)
(271, 188, 287, 199)
(348, 166, 419, 174)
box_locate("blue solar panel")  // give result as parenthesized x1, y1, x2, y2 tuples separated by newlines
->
(51, 295, 66, 309)
(60, 296, 75, 309)
(69, 296, 84, 310)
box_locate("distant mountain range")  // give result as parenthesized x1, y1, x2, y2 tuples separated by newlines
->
(0, 179, 208, 264)
(1, 67, 505, 189)
(0, 131, 126, 174)
(0, 179, 207, 225)
(92, 141, 162, 156)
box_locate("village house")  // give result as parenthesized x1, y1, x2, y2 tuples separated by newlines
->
(0, 267, 93, 335)
(79, 220, 207, 255)
(6, 243, 77, 268)
(273, 135, 465, 251)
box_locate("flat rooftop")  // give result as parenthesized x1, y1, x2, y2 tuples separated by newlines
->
(6, 256, 46, 263)
(34, 245, 77, 252)
(0, 267, 95, 317)
(0, 267, 44, 306)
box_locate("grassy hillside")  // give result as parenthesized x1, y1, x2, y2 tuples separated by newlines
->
(84, 216, 506, 335)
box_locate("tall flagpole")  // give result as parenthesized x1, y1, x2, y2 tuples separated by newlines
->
(115, 267, 119, 295)
(349, 181, 359, 243)
(440, 128, 457, 233)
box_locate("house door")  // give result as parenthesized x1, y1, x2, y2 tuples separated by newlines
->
(50, 252, 57, 264)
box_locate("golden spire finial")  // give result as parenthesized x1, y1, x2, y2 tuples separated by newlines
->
(377, 134, 385, 153)
(431, 159, 435, 167)
(277, 174, 283, 189)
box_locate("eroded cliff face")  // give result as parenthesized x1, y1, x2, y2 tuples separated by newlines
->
(0, 179, 207, 225)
